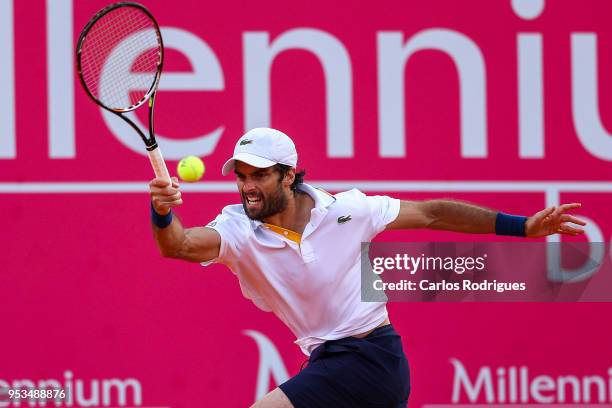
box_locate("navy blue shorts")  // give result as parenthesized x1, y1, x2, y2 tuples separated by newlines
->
(279, 325, 410, 408)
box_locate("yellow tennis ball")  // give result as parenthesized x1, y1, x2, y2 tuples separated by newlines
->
(177, 156, 205, 182)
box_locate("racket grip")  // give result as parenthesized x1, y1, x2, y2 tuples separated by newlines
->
(147, 147, 171, 183)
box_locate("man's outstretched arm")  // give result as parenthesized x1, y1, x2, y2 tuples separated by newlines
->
(150, 177, 221, 262)
(385, 199, 586, 237)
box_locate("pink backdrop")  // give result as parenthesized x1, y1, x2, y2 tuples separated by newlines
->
(2, 0, 612, 407)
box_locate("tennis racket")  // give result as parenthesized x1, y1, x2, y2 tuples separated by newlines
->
(76, 2, 170, 181)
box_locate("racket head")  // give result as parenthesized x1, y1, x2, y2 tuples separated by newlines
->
(76, 2, 163, 113)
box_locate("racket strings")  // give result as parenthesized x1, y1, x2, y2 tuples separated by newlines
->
(85, 10, 158, 106)
(82, 9, 157, 88)
(79, 6, 161, 111)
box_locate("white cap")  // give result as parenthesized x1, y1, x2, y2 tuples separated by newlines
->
(221, 128, 298, 176)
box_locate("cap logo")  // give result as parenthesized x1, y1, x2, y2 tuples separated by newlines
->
(239, 139, 253, 146)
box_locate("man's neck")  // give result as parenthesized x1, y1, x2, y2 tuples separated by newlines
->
(263, 190, 315, 234)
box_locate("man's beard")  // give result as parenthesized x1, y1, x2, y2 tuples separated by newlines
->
(241, 182, 289, 220)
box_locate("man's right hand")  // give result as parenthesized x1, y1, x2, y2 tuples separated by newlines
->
(149, 176, 221, 262)
(150, 176, 183, 215)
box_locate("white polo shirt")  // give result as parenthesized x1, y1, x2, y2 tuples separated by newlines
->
(203, 184, 400, 355)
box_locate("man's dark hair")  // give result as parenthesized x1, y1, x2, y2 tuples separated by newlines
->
(274, 164, 305, 191)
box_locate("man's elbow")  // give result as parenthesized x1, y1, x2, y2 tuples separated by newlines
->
(415, 201, 441, 229)
(160, 249, 177, 259)
(156, 243, 181, 259)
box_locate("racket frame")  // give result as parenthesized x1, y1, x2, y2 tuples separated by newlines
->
(75, 1, 165, 152)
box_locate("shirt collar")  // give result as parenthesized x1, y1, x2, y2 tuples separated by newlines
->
(298, 183, 336, 209)
(248, 183, 335, 231)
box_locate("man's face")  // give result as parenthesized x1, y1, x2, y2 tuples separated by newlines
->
(234, 161, 290, 220)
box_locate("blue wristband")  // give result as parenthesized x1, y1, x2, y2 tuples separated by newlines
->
(495, 212, 527, 237)
(151, 202, 173, 228)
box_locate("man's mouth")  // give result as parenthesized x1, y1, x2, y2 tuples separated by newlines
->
(245, 196, 262, 210)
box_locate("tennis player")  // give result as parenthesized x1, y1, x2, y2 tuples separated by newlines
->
(149, 128, 586, 408)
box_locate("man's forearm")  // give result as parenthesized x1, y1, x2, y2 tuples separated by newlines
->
(152, 212, 187, 257)
(423, 199, 498, 234)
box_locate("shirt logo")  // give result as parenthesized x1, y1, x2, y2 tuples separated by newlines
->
(337, 215, 352, 224)
(239, 139, 253, 146)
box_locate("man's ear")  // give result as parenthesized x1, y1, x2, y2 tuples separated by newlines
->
(284, 168, 296, 187)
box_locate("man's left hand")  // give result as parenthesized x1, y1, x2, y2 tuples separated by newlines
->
(525, 203, 587, 238)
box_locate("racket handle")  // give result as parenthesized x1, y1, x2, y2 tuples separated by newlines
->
(147, 147, 171, 183)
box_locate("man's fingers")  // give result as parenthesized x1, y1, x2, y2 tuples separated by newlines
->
(551, 203, 581, 221)
(159, 198, 182, 207)
(150, 177, 181, 197)
(150, 177, 173, 188)
(558, 203, 581, 212)
(162, 198, 183, 208)
(560, 214, 587, 226)
(547, 203, 583, 227)
(150, 176, 182, 214)
(162, 188, 181, 197)
(152, 195, 183, 212)
(557, 224, 585, 235)
(150, 187, 180, 197)
(537, 206, 556, 223)
(150, 177, 180, 190)
(152, 192, 182, 204)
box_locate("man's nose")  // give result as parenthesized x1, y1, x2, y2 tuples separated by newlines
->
(242, 180, 256, 193)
